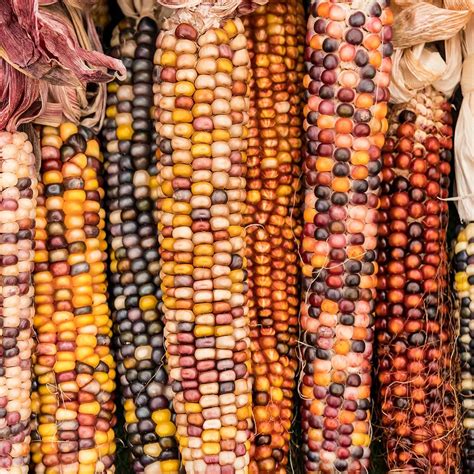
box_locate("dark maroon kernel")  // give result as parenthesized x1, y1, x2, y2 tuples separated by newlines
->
(319, 85, 335, 99)
(348, 11, 366, 27)
(354, 49, 369, 67)
(323, 54, 339, 70)
(354, 109, 372, 123)
(322, 38, 339, 53)
(336, 103, 354, 117)
(314, 19, 327, 34)
(370, 2, 382, 17)
(345, 28, 364, 45)
(321, 69, 337, 85)
(334, 148, 351, 162)
(337, 87, 355, 102)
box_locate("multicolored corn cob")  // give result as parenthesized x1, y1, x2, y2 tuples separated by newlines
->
(154, 17, 253, 473)
(0, 131, 37, 472)
(33, 123, 116, 474)
(243, 0, 305, 472)
(300, 0, 392, 471)
(103, 16, 180, 473)
(377, 89, 459, 471)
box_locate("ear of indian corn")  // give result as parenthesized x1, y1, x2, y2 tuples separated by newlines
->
(376, 89, 459, 470)
(454, 223, 474, 473)
(242, 1, 305, 472)
(103, 16, 180, 473)
(300, 0, 392, 471)
(0, 131, 37, 472)
(33, 123, 116, 474)
(154, 17, 253, 473)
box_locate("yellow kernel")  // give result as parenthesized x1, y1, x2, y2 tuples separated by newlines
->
(59, 123, 78, 141)
(79, 402, 101, 416)
(175, 81, 195, 96)
(151, 409, 171, 426)
(191, 144, 211, 157)
(161, 51, 177, 66)
(202, 442, 220, 455)
(192, 132, 212, 144)
(140, 295, 157, 311)
(156, 421, 177, 438)
(216, 58, 233, 73)
(172, 109, 193, 123)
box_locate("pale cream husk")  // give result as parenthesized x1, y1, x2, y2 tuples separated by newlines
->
(455, 16, 474, 221)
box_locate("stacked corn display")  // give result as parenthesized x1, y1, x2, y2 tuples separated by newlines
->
(376, 90, 458, 470)
(0, 131, 37, 472)
(103, 16, 180, 472)
(454, 223, 474, 472)
(243, 0, 304, 472)
(33, 123, 116, 473)
(154, 17, 253, 473)
(300, 0, 392, 471)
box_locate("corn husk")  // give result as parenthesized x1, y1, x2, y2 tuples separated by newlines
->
(389, 0, 474, 103)
(390, 36, 462, 102)
(0, 0, 125, 131)
(455, 18, 474, 221)
(157, 0, 266, 32)
(118, 0, 172, 23)
(393, 1, 471, 48)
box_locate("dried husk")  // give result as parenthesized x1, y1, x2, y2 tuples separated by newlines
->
(118, 0, 158, 17)
(454, 17, 474, 221)
(157, 0, 266, 32)
(393, 1, 471, 48)
(389, 0, 474, 103)
(390, 36, 462, 102)
(117, 0, 172, 24)
(0, 0, 125, 131)
(0, 60, 48, 131)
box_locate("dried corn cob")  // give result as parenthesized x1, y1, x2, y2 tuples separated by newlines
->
(376, 89, 459, 471)
(454, 224, 474, 473)
(154, 17, 253, 473)
(33, 123, 116, 474)
(0, 131, 37, 472)
(103, 16, 180, 473)
(242, 0, 304, 472)
(300, 0, 392, 471)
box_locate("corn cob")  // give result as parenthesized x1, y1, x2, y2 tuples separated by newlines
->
(454, 224, 474, 472)
(0, 131, 37, 473)
(33, 123, 116, 474)
(103, 16, 180, 473)
(154, 17, 253, 473)
(376, 89, 458, 471)
(242, 1, 304, 472)
(300, 0, 392, 471)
